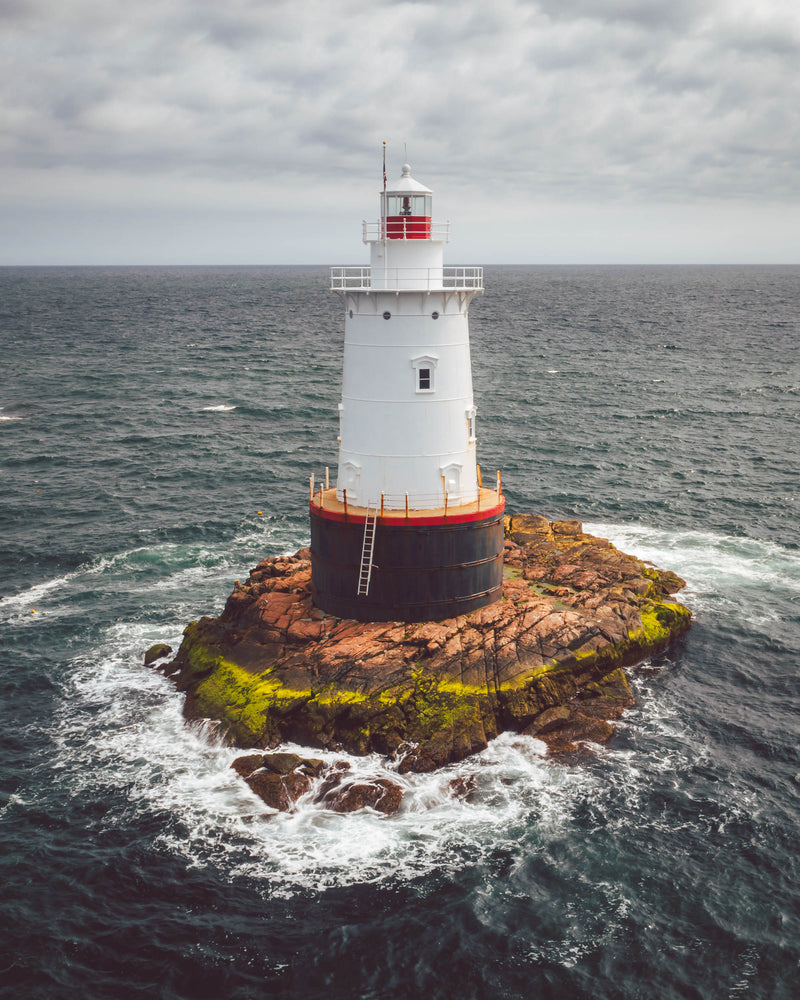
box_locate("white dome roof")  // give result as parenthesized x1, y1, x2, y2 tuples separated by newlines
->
(385, 162, 432, 194)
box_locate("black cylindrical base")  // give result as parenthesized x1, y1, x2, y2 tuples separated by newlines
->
(310, 508, 505, 622)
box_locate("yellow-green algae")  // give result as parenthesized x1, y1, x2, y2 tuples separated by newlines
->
(632, 600, 692, 646)
(188, 659, 311, 746)
(176, 591, 690, 753)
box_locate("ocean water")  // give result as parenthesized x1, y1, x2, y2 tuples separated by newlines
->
(1, 264, 799, 999)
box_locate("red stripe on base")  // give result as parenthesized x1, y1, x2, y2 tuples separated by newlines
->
(309, 497, 505, 526)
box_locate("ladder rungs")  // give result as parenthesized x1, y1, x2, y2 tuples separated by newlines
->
(357, 504, 379, 596)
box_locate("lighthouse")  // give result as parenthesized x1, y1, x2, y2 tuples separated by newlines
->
(309, 159, 505, 622)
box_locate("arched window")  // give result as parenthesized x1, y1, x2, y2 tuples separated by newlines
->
(410, 354, 439, 394)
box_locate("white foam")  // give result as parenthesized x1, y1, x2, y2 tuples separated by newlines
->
(29, 537, 760, 903)
(0, 528, 300, 623)
(45, 621, 598, 896)
(593, 681, 761, 842)
(0, 556, 120, 619)
(0, 573, 75, 612)
(161, 733, 593, 894)
(202, 404, 236, 412)
(584, 521, 800, 610)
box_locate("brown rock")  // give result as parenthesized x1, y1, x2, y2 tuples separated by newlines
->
(507, 513, 553, 545)
(245, 768, 312, 810)
(448, 775, 477, 799)
(313, 761, 352, 801)
(259, 752, 302, 775)
(323, 778, 403, 815)
(509, 513, 551, 535)
(529, 705, 573, 734)
(231, 753, 265, 778)
(653, 568, 687, 595)
(287, 619, 325, 642)
(584, 667, 635, 707)
(234, 753, 324, 809)
(539, 714, 616, 754)
(551, 520, 583, 536)
(397, 749, 439, 775)
(282, 770, 313, 802)
(144, 643, 173, 665)
(254, 591, 301, 626)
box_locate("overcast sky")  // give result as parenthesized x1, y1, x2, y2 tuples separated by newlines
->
(2, 0, 799, 264)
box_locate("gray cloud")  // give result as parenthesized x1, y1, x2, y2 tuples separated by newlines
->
(1, 0, 798, 262)
(535, 0, 702, 30)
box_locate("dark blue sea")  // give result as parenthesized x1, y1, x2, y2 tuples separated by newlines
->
(1, 265, 799, 999)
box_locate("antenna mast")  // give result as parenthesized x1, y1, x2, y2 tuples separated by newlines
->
(382, 140, 387, 278)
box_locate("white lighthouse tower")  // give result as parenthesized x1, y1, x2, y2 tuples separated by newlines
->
(310, 158, 504, 622)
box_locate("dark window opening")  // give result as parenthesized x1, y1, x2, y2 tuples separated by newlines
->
(418, 368, 431, 390)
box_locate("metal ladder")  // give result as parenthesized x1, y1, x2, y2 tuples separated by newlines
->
(357, 504, 378, 596)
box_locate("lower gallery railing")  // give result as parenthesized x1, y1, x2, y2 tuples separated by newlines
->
(308, 471, 503, 520)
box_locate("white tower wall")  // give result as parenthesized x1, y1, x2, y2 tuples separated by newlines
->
(369, 240, 444, 290)
(337, 289, 480, 509)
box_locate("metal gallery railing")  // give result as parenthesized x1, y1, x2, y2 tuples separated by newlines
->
(362, 220, 451, 243)
(308, 470, 503, 517)
(330, 266, 483, 292)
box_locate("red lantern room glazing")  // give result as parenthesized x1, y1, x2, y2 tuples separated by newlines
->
(383, 163, 432, 239)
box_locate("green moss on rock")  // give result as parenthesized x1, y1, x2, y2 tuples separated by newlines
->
(635, 600, 692, 647)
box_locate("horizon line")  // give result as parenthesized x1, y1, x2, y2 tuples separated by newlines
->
(1, 261, 798, 269)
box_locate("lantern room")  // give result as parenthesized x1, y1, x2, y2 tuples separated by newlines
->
(382, 163, 432, 239)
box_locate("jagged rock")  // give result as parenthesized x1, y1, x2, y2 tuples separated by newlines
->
(649, 567, 687, 595)
(260, 752, 324, 776)
(232, 752, 325, 810)
(530, 705, 573, 733)
(168, 514, 691, 770)
(231, 753, 266, 778)
(244, 768, 311, 810)
(313, 761, 352, 801)
(505, 513, 552, 545)
(143, 643, 173, 665)
(538, 715, 616, 754)
(230, 752, 403, 815)
(449, 775, 477, 799)
(551, 519, 583, 536)
(321, 778, 403, 815)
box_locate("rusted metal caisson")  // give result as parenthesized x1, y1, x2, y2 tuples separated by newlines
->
(310, 157, 504, 623)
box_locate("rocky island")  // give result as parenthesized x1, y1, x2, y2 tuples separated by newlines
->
(154, 514, 690, 812)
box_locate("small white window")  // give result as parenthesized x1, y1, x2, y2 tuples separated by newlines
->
(411, 354, 438, 394)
